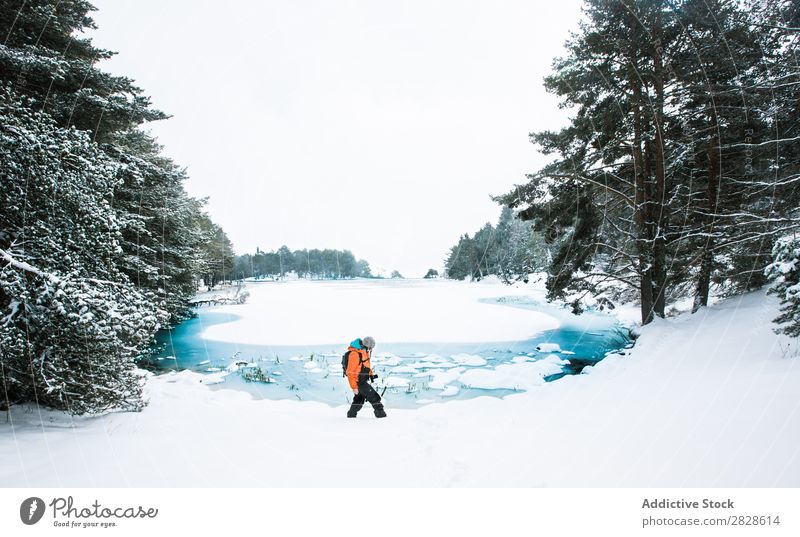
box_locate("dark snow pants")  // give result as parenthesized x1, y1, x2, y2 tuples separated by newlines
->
(347, 381, 386, 417)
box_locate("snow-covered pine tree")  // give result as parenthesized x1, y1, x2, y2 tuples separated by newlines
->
(0, 0, 236, 411)
(107, 131, 209, 324)
(0, 91, 166, 413)
(444, 233, 479, 280)
(497, 0, 799, 325)
(443, 207, 551, 283)
(498, 0, 679, 323)
(472, 223, 499, 280)
(0, 0, 166, 140)
(759, 0, 800, 337)
(667, 0, 799, 310)
(197, 217, 235, 289)
(1, 0, 223, 324)
(277, 246, 294, 278)
(766, 236, 800, 337)
(493, 207, 550, 285)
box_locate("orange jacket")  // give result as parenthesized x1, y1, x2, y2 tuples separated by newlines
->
(345, 346, 374, 389)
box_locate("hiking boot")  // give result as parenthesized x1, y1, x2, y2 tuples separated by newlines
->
(347, 402, 363, 418)
(374, 406, 387, 418)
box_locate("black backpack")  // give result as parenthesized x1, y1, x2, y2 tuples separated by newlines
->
(341, 347, 366, 377)
(341, 350, 351, 377)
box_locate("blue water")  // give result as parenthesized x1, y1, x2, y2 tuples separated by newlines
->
(147, 300, 632, 409)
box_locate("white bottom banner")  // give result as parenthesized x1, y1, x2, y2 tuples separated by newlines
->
(1, 488, 798, 536)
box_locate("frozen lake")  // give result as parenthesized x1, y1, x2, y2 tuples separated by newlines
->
(148, 278, 632, 408)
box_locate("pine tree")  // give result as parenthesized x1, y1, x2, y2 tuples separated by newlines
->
(198, 218, 235, 289)
(498, 1, 672, 322)
(234, 253, 254, 280)
(472, 223, 499, 280)
(0, 92, 166, 413)
(497, 0, 799, 325)
(766, 235, 800, 337)
(108, 130, 208, 323)
(0, 1, 236, 412)
(758, 0, 800, 336)
(0, 0, 166, 140)
(444, 234, 478, 280)
(667, 0, 783, 310)
(277, 245, 293, 277)
(356, 259, 372, 278)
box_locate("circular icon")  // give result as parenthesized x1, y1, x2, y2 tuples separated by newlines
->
(20, 497, 45, 525)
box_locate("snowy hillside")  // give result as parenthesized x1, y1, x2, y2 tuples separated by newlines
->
(1, 285, 798, 487)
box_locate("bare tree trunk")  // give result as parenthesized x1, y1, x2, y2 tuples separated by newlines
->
(633, 85, 654, 325)
(693, 249, 713, 312)
(652, 23, 668, 318)
(694, 108, 721, 312)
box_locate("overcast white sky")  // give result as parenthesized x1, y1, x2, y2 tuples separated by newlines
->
(90, 0, 583, 277)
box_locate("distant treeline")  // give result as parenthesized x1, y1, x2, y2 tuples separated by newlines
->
(234, 247, 373, 280)
(445, 207, 549, 283)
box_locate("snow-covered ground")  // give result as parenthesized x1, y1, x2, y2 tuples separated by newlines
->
(1, 281, 799, 486)
(201, 277, 560, 345)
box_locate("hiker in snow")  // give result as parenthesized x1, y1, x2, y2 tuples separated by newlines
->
(344, 336, 387, 418)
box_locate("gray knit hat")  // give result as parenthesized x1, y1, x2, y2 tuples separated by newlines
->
(362, 336, 376, 349)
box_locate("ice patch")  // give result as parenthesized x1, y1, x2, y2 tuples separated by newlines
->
(382, 377, 409, 388)
(458, 356, 568, 390)
(373, 355, 402, 366)
(514, 353, 560, 364)
(440, 385, 460, 397)
(390, 366, 420, 374)
(420, 354, 450, 363)
(201, 372, 229, 385)
(407, 361, 457, 369)
(429, 368, 466, 390)
(536, 343, 561, 353)
(450, 353, 487, 366)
